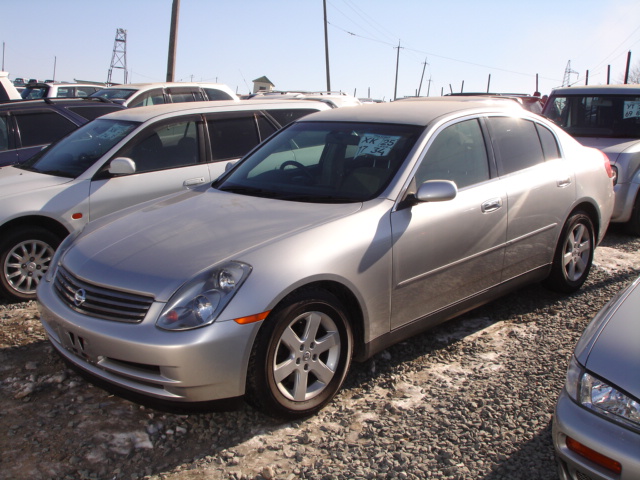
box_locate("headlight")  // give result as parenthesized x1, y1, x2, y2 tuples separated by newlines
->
(580, 373, 640, 430)
(565, 356, 640, 431)
(45, 228, 84, 282)
(156, 261, 251, 331)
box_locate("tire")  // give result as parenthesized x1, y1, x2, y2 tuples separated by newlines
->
(246, 288, 353, 419)
(544, 211, 594, 294)
(0, 226, 62, 301)
(626, 194, 640, 236)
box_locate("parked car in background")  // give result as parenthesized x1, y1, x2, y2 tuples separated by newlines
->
(542, 85, 640, 234)
(443, 92, 543, 113)
(12, 77, 26, 87)
(90, 82, 239, 107)
(37, 98, 614, 419)
(21, 82, 104, 100)
(0, 99, 331, 300)
(0, 71, 22, 101)
(0, 97, 126, 166)
(553, 275, 640, 480)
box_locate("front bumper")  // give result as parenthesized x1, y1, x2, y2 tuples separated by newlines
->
(553, 388, 640, 480)
(37, 280, 263, 402)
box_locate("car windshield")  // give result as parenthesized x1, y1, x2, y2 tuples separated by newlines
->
(543, 94, 640, 138)
(216, 121, 422, 203)
(90, 88, 137, 101)
(17, 119, 139, 178)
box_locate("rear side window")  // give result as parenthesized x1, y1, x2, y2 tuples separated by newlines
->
(203, 88, 234, 101)
(267, 108, 319, 127)
(208, 115, 260, 161)
(14, 111, 77, 148)
(167, 87, 205, 103)
(536, 124, 561, 160)
(67, 105, 123, 120)
(487, 117, 545, 175)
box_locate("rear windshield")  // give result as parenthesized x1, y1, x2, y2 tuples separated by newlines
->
(543, 93, 640, 138)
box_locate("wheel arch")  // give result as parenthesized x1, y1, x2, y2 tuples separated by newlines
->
(266, 280, 366, 361)
(0, 215, 71, 241)
(569, 200, 601, 242)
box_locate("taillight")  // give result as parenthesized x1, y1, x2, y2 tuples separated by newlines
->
(599, 150, 615, 183)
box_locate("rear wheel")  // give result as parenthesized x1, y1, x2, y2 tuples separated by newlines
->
(0, 227, 61, 301)
(544, 211, 594, 293)
(626, 194, 640, 236)
(246, 288, 353, 419)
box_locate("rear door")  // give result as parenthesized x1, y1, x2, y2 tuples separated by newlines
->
(485, 116, 574, 280)
(390, 117, 507, 330)
(88, 115, 211, 220)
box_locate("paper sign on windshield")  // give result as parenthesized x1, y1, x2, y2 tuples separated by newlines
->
(356, 134, 401, 157)
(623, 101, 640, 119)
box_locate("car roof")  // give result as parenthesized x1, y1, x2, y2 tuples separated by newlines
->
(97, 99, 332, 122)
(549, 84, 640, 95)
(300, 97, 525, 126)
(0, 97, 125, 111)
(98, 82, 232, 90)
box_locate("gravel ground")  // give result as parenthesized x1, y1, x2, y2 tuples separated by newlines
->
(1, 226, 639, 480)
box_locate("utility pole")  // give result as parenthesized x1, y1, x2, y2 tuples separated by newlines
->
(323, 0, 331, 91)
(624, 51, 632, 84)
(393, 40, 401, 101)
(166, 0, 180, 82)
(417, 57, 428, 96)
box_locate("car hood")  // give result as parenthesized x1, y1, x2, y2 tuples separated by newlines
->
(0, 166, 71, 199)
(580, 279, 640, 400)
(577, 137, 640, 163)
(63, 188, 363, 302)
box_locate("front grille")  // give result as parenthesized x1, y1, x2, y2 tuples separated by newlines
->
(54, 266, 154, 323)
(575, 472, 593, 480)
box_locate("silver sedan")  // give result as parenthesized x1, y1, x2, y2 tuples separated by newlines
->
(37, 98, 615, 418)
(553, 275, 640, 480)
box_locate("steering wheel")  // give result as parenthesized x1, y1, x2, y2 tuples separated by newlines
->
(280, 160, 314, 182)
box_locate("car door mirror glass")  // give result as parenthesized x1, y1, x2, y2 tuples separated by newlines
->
(109, 157, 136, 175)
(415, 180, 457, 203)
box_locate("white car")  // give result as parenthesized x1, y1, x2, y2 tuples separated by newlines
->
(20, 82, 105, 100)
(90, 82, 239, 107)
(0, 99, 331, 301)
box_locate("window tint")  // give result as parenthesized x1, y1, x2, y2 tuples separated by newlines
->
(116, 119, 201, 173)
(416, 119, 490, 189)
(203, 88, 234, 101)
(128, 89, 165, 108)
(167, 87, 205, 104)
(487, 117, 544, 175)
(67, 105, 124, 121)
(0, 116, 9, 151)
(267, 108, 319, 127)
(14, 111, 77, 148)
(536, 124, 561, 160)
(208, 115, 260, 161)
(74, 86, 99, 97)
(55, 87, 74, 98)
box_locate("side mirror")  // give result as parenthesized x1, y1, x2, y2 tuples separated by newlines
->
(109, 157, 136, 176)
(415, 180, 458, 203)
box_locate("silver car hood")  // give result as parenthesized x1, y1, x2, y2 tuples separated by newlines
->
(577, 137, 640, 163)
(580, 279, 640, 400)
(0, 166, 71, 199)
(64, 188, 363, 302)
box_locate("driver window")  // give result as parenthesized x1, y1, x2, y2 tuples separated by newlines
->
(128, 89, 165, 108)
(415, 119, 490, 189)
(116, 120, 200, 173)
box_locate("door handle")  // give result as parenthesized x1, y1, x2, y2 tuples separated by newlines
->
(557, 177, 572, 187)
(183, 177, 206, 187)
(481, 198, 503, 213)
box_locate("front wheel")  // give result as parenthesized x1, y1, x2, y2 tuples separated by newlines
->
(544, 211, 594, 293)
(246, 288, 353, 419)
(0, 227, 62, 301)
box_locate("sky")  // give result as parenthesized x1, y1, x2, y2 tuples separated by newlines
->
(2, 0, 640, 101)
